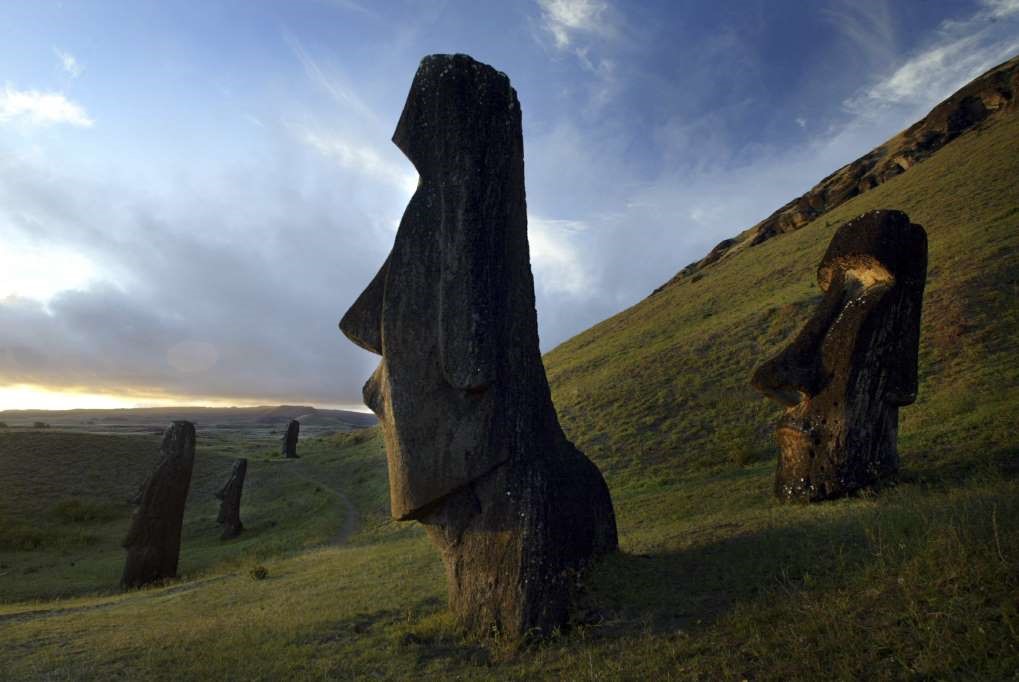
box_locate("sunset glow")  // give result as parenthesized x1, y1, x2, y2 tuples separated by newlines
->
(0, 384, 337, 412)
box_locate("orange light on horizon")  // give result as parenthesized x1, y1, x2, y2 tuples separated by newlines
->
(0, 383, 370, 413)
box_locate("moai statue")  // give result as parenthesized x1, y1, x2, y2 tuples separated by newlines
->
(121, 421, 196, 588)
(281, 419, 300, 459)
(339, 54, 617, 640)
(752, 209, 928, 501)
(215, 458, 247, 540)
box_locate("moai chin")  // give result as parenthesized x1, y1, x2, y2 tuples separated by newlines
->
(121, 420, 196, 588)
(339, 54, 617, 640)
(752, 209, 928, 501)
(215, 458, 247, 540)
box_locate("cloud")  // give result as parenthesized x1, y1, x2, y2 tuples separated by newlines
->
(54, 48, 83, 78)
(984, 0, 1019, 19)
(0, 130, 398, 407)
(844, 0, 1019, 116)
(297, 127, 417, 194)
(320, 0, 377, 17)
(538, 0, 611, 49)
(528, 216, 594, 297)
(0, 85, 93, 127)
(821, 0, 897, 69)
(0, 239, 98, 302)
(283, 30, 380, 126)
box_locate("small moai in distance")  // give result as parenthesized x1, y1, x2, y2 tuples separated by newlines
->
(215, 458, 247, 540)
(281, 419, 300, 458)
(752, 209, 928, 502)
(121, 420, 196, 588)
(340, 54, 618, 641)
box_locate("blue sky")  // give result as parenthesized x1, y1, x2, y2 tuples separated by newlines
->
(1, 0, 1017, 409)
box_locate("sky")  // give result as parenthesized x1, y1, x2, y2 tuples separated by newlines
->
(1, 0, 1017, 411)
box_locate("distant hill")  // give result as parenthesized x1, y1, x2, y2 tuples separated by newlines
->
(544, 54, 1019, 485)
(0, 405, 377, 436)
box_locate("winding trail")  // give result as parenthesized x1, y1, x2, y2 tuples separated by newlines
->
(290, 460, 360, 547)
(0, 575, 231, 625)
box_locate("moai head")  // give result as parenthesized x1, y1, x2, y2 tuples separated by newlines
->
(340, 54, 544, 521)
(752, 210, 927, 501)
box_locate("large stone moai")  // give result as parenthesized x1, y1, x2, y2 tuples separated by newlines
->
(281, 419, 300, 458)
(339, 54, 618, 640)
(215, 458, 247, 540)
(752, 210, 928, 502)
(121, 420, 196, 588)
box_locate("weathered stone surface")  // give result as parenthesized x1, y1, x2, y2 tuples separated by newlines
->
(752, 210, 928, 501)
(121, 421, 196, 588)
(281, 419, 300, 458)
(215, 458, 247, 540)
(339, 53, 617, 639)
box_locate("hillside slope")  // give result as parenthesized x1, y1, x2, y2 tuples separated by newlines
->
(545, 94, 1019, 493)
(657, 54, 1019, 287)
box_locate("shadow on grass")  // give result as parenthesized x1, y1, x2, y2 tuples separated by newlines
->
(581, 468, 1017, 641)
(584, 513, 873, 636)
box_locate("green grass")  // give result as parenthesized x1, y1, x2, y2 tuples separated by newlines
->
(0, 104, 1018, 680)
(0, 430, 345, 602)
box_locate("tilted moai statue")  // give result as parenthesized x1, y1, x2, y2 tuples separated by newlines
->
(215, 458, 247, 540)
(752, 209, 927, 501)
(340, 54, 618, 639)
(281, 419, 300, 458)
(122, 420, 196, 588)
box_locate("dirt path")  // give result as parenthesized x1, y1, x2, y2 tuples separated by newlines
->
(0, 574, 231, 625)
(290, 461, 360, 546)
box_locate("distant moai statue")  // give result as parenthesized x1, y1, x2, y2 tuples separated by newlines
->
(215, 458, 247, 539)
(121, 421, 196, 588)
(752, 209, 928, 501)
(339, 54, 617, 640)
(281, 420, 300, 458)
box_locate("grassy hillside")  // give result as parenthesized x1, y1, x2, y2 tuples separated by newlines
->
(545, 106, 1019, 493)
(0, 92, 1017, 680)
(0, 430, 346, 602)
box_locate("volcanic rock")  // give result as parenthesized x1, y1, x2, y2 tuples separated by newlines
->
(215, 458, 247, 540)
(121, 421, 196, 588)
(339, 53, 618, 640)
(751, 209, 928, 501)
(281, 419, 300, 459)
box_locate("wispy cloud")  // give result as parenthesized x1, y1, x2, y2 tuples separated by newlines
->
(320, 0, 377, 18)
(534, 0, 622, 110)
(54, 48, 83, 78)
(0, 85, 93, 127)
(527, 216, 593, 297)
(985, 0, 1019, 19)
(283, 30, 379, 126)
(297, 127, 417, 194)
(538, 0, 610, 49)
(821, 0, 897, 69)
(845, 0, 1019, 116)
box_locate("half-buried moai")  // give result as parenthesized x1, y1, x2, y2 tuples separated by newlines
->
(281, 419, 300, 458)
(752, 209, 928, 502)
(215, 458, 247, 540)
(339, 54, 618, 640)
(121, 420, 196, 588)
